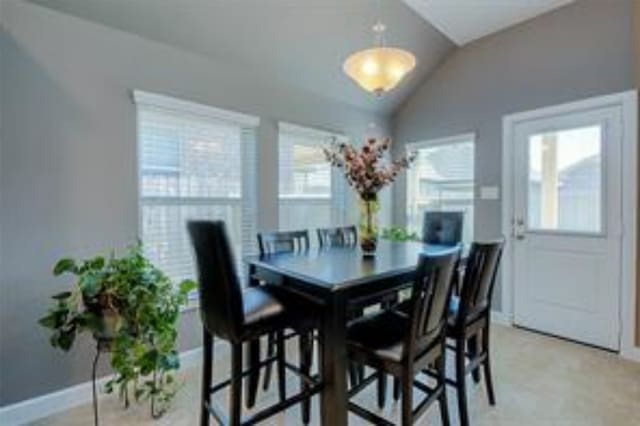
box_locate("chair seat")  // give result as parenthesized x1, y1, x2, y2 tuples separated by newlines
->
(447, 296, 490, 333)
(243, 287, 286, 327)
(242, 286, 318, 335)
(347, 309, 409, 363)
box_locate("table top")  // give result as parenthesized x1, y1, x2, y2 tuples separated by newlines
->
(245, 240, 463, 292)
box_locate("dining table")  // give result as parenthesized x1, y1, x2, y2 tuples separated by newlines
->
(245, 239, 465, 426)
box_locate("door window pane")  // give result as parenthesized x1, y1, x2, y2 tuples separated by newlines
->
(527, 125, 602, 233)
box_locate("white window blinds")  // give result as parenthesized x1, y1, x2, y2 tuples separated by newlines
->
(278, 122, 347, 233)
(134, 91, 258, 286)
(406, 136, 475, 243)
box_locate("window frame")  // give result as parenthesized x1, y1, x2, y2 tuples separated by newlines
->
(405, 133, 476, 242)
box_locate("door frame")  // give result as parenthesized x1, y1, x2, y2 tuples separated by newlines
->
(500, 90, 638, 361)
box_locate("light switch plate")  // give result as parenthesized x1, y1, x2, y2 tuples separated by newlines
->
(480, 186, 500, 200)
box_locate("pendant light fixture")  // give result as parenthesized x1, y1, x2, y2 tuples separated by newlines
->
(343, 2, 416, 96)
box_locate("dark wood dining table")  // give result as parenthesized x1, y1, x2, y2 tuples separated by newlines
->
(245, 240, 465, 426)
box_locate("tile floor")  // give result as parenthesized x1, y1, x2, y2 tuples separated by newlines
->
(30, 325, 640, 425)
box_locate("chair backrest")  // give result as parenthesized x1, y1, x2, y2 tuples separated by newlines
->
(317, 225, 357, 248)
(422, 211, 464, 246)
(405, 248, 460, 358)
(257, 230, 310, 255)
(456, 240, 504, 327)
(187, 220, 244, 342)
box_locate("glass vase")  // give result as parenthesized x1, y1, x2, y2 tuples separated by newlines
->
(359, 195, 380, 257)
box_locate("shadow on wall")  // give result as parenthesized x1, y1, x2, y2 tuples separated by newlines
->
(1, 29, 99, 406)
(0, 30, 203, 407)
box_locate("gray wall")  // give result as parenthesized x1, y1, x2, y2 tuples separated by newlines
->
(392, 0, 634, 309)
(0, 0, 388, 406)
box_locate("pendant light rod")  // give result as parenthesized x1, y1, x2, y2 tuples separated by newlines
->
(373, 21, 386, 47)
(373, 0, 386, 47)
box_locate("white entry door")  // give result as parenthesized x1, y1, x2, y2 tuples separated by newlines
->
(510, 103, 623, 350)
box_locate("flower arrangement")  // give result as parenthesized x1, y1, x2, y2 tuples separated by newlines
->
(324, 137, 415, 255)
(324, 137, 415, 200)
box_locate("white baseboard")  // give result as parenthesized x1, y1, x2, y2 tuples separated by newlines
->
(0, 347, 204, 426)
(490, 310, 513, 326)
(621, 345, 640, 363)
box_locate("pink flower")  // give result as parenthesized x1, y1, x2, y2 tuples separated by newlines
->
(324, 138, 415, 198)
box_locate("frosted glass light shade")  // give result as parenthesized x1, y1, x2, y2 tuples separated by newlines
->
(343, 47, 416, 95)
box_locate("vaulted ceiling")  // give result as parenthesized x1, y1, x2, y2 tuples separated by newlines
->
(29, 0, 455, 115)
(28, 0, 575, 115)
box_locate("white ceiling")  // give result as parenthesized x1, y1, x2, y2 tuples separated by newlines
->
(404, 0, 575, 45)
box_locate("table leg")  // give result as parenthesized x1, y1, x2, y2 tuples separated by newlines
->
(320, 294, 348, 426)
(246, 264, 260, 408)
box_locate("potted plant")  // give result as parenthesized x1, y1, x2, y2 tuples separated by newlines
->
(39, 243, 196, 419)
(324, 137, 415, 256)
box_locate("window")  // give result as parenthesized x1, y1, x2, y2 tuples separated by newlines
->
(406, 135, 475, 243)
(134, 91, 258, 286)
(278, 122, 346, 233)
(527, 125, 602, 233)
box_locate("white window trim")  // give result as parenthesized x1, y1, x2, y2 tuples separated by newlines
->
(132, 90, 260, 128)
(406, 132, 476, 151)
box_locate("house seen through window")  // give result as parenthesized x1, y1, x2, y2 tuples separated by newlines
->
(406, 136, 475, 243)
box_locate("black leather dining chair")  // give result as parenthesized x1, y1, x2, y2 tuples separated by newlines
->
(423, 211, 464, 246)
(446, 240, 504, 426)
(188, 221, 319, 426)
(256, 229, 314, 423)
(346, 248, 460, 426)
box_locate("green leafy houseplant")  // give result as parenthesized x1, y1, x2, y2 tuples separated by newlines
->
(39, 244, 196, 417)
(381, 226, 420, 242)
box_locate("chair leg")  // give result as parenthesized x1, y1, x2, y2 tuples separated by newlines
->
(245, 339, 260, 409)
(229, 343, 243, 426)
(455, 338, 470, 426)
(262, 332, 276, 391)
(376, 370, 387, 409)
(299, 332, 312, 424)
(349, 362, 360, 388)
(401, 372, 413, 426)
(437, 346, 450, 426)
(482, 326, 496, 406)
(276, 330, 286, 403)
(468, 334, 481, 383)
(393, 377, 401, 401)
(201, 329, 213, 426)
